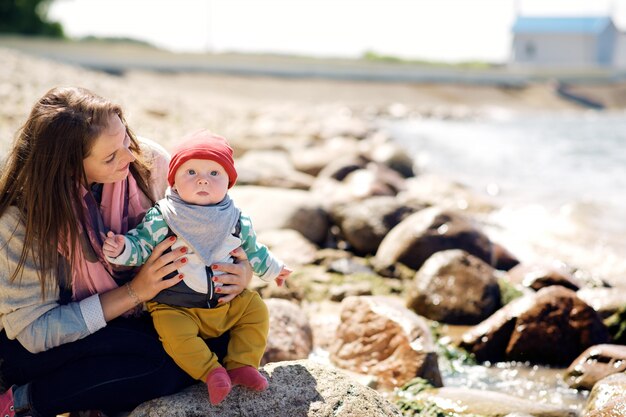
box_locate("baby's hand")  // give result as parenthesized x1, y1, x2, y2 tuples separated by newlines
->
(275, 266, 292, 287)
(103, 231, 125, 258)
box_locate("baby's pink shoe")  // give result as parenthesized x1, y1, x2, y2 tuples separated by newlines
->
(206, 367, 232, 405)
(228, 366, 269, 391)
(0, 388, 15, 417)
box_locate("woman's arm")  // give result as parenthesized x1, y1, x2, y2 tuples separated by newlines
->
(0, 207, 91, 353)
(0, 208, 186, 352)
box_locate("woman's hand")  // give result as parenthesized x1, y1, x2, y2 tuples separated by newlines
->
(213, 246, 252, 304)
(99, 236, 187, 321)
(130, 236, 188, 301)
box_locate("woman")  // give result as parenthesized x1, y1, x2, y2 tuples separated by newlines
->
(0, 87, 253, 417)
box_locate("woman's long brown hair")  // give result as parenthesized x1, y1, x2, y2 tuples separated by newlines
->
(0, 86, 154, 296)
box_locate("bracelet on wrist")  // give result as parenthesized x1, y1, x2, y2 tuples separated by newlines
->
(125, 282, 142, 306)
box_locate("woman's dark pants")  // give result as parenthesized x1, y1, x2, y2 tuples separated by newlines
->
(0, 314, 228, 417)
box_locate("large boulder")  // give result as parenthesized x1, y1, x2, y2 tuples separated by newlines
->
(406, 249, 501, 324)
(330, 196, 422, 255)
(373, 207, 494, 274)
(229, 186, 329, 245)
(329, 296, 442, 389)
(584, 373, 626, 416)
(128, 360, 402, 417)
(461, 286, 610, 366)
(262, 299, 313, 365)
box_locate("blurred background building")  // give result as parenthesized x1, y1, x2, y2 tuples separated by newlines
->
(511, 15, 626, 68)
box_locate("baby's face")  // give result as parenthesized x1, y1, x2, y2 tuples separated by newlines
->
(173, 158, 229, 205)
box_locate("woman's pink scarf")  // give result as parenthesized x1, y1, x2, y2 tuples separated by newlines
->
(67, 174, 150, 301)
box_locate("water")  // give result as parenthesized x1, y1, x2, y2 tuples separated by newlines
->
(434, 327, 589, 413)
(380, 111, 626, 412)
(384, 111, 626, 287)
(441, 361, 588, 411)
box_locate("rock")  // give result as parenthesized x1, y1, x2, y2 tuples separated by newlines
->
(289, 136, 361, 176)
(315, 155, 369, 182)
(584, 373, 626, 415)
(585, 395, 626, 417)
(406, 249, 501, 324)
(491, 242, 520, 271)
(236, 150, 315, 190)
(325, 257, 374, 276)
(256, 229, 318, 268)
(312, 163, 406, 209)
(342, 166, 404, 197)
(303, 300, 342, 352)
(413, 387, 577, 417)
(564, 344, 626, 390)
(262, 299, 313, 365)
(315, 113, 373, 140)
(252, 277, 303, 301)
(505, 414, 537, 417)
(506, 263, 581, 292)
(329, 296, 442, 389)
(330, 196, 423, 255)
(397, 174, 496, 214)
(329, 282, 373, 302)
(373, 207, 494, 273)
(128, 360, 403, 417)
(363, 140, 415, 178)
(229, 186, 329, 245)
(461, 286, 610, 366)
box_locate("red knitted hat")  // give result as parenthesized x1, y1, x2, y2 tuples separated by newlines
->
(168, 130, 238, 188)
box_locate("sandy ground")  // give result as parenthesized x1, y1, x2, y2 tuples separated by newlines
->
(0, 46, 591, 155)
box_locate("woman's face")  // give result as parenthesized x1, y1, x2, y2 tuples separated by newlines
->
(83, 113, 136, 185)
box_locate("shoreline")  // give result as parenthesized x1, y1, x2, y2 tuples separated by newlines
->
(2, 35, 626, 85)
(0, 45, 600, 153)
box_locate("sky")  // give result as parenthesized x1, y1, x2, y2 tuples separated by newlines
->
(48, 0, 626, 63)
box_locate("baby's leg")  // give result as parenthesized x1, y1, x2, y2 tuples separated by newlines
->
(222, 291, 269, 369)
(149, 303, 232, 404)
(220, 291, 270, 390)
(148, 303, 222, 381)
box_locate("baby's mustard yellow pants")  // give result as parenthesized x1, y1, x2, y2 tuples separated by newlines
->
(147, 289, 269, 382)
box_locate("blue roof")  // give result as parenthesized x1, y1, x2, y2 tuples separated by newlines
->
(512, 16, 613, 34)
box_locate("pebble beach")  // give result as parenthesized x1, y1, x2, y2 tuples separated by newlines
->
(2, 45, 625, 417)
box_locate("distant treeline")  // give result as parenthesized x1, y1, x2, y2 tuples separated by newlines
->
(78, 35, 156, 48)
(0, 0, 63, 37)
(362, 50, 494, 69)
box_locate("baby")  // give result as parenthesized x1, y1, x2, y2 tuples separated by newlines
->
(103, 130, 291, 405)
